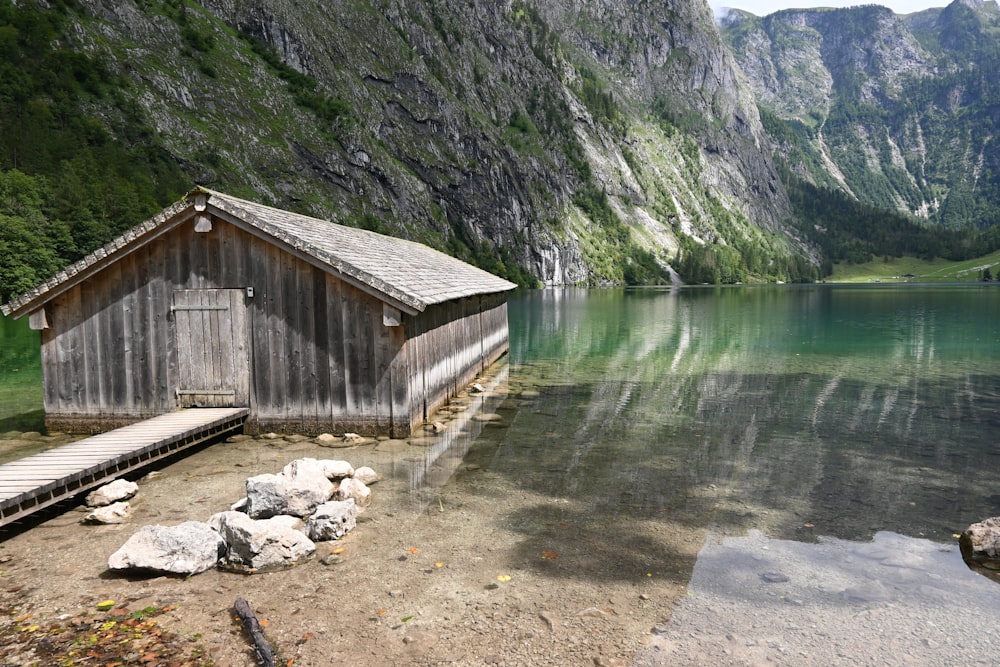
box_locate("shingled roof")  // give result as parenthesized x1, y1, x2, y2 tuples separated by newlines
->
(2, 188, 517, 318)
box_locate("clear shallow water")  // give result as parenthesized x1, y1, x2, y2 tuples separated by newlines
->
(486, 284, 1000, 663)
(492, 284, 1000, 543)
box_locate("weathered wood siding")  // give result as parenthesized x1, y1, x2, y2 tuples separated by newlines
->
(405, 293, 510, 424)
(39, 212, 506, 436)
(41, 215, 404, 434)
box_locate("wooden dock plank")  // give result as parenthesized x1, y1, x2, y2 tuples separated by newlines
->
(0, 408, 248, 527)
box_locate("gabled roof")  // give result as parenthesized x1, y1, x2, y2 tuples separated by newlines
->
(2, 188, 517, 318)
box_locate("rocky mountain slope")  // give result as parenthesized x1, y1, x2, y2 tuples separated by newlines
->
(720, 0, 1000, 228)
(5, 0, 997, 293)
(2, 0, 818, 288)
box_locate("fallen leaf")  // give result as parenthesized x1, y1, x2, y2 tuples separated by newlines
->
(407, 547, 420, 554)
(331, 547, 346, 555)
(540, 551, 559, 560)
(496, 575, 512, 582)
(259, 619, 270, 626)
(97, 600, 116, 611)
(434, 562, 444, 568)
(301, 632, 314, 641)
(377, 609, 387, 616)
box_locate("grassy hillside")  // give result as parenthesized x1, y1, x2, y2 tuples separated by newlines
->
(827, 250, 1000, 283)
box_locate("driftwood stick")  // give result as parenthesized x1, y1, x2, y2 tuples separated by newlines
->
(233, 596, 276, 667)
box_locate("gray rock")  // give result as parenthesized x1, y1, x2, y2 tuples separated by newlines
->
(306, 498, 358, 541)
(283, 457, 353, 480)
(210, 510, 315, 572)
(83, 501, 131, 525)
(352, 466, 379, 485)
(86, 479, 138, 507)
(107, 521, 224, 574)
(961, 517, 1000, 573)
(335, 477, 371, 509)
(321, 459, 355, 479)
(245, 469, 333, 519)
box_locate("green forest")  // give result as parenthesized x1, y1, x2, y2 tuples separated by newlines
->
(0, 2, 188, 301)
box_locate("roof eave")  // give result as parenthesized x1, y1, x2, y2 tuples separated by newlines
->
(1, 200, 195, 320)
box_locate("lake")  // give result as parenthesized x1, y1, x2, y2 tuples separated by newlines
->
(2, 284, 999, 663)
(497, 284, 1000, 664)
(502, 284, 1000, 544)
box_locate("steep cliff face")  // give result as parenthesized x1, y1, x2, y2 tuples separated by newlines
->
(536, 0, 788, 229)
(61, 0, 809, 285)
(721, 0, 1000, 227)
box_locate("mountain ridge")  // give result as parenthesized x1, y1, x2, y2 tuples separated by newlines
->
(720, 0, 1000, 228)
(1, 0, 998, 300)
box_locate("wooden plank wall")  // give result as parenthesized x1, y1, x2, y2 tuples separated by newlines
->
(405, 294, 510, 425)
(40, 213, 505, 437)
(41, 215, 408, 435)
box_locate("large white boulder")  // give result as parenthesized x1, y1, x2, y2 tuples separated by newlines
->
(107, 521, 224, 574)
(306, 499, 358, 541)
(245, 469, 333, 519)
(334, 477, 371, 509)
(86, 479, 139, 507)
(210, 511, 315, 572)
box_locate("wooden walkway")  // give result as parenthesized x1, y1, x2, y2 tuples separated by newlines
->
(0, 407, 249, 527)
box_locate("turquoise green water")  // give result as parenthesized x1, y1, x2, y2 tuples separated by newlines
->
(483, 284, 1000, 544)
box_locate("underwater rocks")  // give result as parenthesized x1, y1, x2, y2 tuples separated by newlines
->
(960, 517, 1000, 579)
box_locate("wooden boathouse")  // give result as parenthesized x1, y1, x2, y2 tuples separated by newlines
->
(1, 188, 517, 438)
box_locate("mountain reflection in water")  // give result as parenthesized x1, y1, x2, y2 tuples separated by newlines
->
(495, 285, 1000, 544)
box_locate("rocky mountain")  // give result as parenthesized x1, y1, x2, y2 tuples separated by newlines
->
(0, 0, 821, 292)
(720, 0, 1000, 228)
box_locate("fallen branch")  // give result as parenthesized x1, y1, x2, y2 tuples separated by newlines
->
(233, 597, 276, 667)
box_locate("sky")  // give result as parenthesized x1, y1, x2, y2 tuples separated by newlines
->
(711, 0, 949, 17)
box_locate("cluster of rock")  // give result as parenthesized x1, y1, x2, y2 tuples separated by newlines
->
(82, 479, 138, 524)
(106, 458, 378, 575)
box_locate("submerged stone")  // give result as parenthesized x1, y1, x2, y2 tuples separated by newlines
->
(961, 517, 1000, 580)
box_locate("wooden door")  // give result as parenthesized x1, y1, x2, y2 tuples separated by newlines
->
(172, 289, 250, 407)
